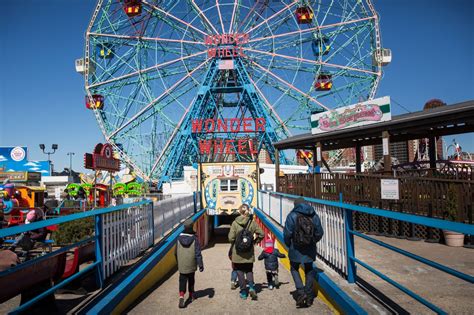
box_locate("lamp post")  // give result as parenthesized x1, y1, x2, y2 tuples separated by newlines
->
(39, 144, 58, 175)
(67, 152, 75, 178)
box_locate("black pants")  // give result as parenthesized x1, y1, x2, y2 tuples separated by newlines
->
(266, 270, 278, 285)
(234, 263, 254, 291)
(290, 261, 315, 298)
(179, 272, 195, 294)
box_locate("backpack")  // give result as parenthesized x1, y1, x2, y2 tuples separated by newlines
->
(293, 214, 314, 247)
(235, 216, 254, 254)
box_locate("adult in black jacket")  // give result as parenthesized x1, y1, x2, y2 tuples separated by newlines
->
(283, 197, 324, 307)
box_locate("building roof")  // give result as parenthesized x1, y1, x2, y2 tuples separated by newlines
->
(274, 100, 474, 151)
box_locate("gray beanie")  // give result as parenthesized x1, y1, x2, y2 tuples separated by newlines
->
(183, 218, 195, 234)
(294, 197, 306, 206)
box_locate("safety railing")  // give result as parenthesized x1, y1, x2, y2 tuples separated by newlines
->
(258, 190, 347, 276)
(258, 190, 474, 314)
(0, 194, 201, 314)
(152, 193, 197, 239)
(101, 202, 154, 278)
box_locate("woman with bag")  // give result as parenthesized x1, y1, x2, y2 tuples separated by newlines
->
(228, 204, 264, 300)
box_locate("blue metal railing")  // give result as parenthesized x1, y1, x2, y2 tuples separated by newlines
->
(257, 190, 474, 315)
(0, 200, 152, 315)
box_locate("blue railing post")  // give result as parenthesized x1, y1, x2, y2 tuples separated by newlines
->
(342, 193, 356, 283)
(279, 195, 283, 225)
(95, 214, 104, 288)
(193, 192, 197, 214)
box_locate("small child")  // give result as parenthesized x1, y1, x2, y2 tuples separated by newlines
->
(258, 239, 286, 290)
(176, 219, 204, 309)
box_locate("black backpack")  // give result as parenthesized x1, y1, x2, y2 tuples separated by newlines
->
(293, 214, 314, 246)
(235, 216, 254, 254)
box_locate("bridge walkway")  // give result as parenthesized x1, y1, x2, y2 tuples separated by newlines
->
(130, 227, 332, 314)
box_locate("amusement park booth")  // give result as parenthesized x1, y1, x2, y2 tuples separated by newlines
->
(272, 99, 474, 240)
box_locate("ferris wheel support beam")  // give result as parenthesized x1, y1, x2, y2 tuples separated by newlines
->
(88, 32, 204, 46)
(107, 59, 209, 141)
(215, 0, 226, 34)
(243, 47, 379, 76)
(88, 51, 206, 89)
(228, 0, 239, 33)
(248, 16, 375, 44)
(250, 60, 329, 111)
(187, 0, 219, 35)
(143, 0, 208, 37)
(245, 1, 299, 35)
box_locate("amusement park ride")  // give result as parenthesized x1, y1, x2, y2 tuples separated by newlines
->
(76, 0, 392, 189)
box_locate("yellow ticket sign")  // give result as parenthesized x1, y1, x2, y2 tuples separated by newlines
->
(199, 162, 258, 215)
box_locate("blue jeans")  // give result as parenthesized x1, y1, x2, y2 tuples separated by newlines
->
(231, 270, 238, 282)
(290, 261, 315, 298)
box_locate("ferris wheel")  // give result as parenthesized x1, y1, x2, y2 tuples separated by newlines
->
(78, 0, 390, 185)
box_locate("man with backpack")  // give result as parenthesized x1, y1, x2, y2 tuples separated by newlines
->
(283, 197, 324, 308)
(228, 204, 264, 300)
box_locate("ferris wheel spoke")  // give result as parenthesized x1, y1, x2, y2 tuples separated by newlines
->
(249, 59, 329, 110)
(215, 0, 226, 34)
(143, 0, 208, 38)
(88, 51, 207, 89)
(244, 1, 299, 35)
(88, 32, 204, 46)
(244, 47, 378, 76)
(246, 74, 292, 137)
(248, 16, 375, 45)
(107, 59, 210, 140)
(235, 0, 261, 34)
(228, 0, 239, 33)
(186, 0, 219, 35)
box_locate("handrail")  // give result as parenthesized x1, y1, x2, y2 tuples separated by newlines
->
(258, 189, 474, 314)
(0, 200, 152, 238)
(259, 190, 474, 235)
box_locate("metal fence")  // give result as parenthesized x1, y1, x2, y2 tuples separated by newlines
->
(153, 194, 197, 239)
(0, 193, 202, 313)
(257, 190, 474, 314)
(258, 190, 348, 276)
(102, 202, 154, 278)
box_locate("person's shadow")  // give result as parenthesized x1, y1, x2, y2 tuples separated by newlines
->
(192, 288, 215, 299)
(185, 288, 215, 306)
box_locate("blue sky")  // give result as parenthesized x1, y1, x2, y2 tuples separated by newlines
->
(0, 0, 473, 173)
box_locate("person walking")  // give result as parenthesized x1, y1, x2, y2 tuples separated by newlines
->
(175, 218, 204, 308)
(283, 197, 324, 307)
(257, 238, 286, 290)
(228, 204, 264, 300)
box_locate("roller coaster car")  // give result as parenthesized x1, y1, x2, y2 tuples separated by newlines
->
(124, 0, 142, 17)
(315, 73, 333, 91)
(86, 95, 104, 110)
(98, 43, 113, 59)
(312, 36, 331, 56)
(295, 6, 313, 24)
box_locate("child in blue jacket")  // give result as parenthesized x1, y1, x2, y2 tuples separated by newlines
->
(258, 239, 286, 290)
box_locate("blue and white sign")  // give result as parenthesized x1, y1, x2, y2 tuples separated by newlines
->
(0, 146, 28, 164)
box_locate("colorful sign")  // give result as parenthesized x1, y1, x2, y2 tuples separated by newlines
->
(311, 96, 391, 134)
(84, 143, 121, 172)
(0, 147, 28, 164)
(198, 162, 258, 215)
(205, 33, 248, 58)
(0, 171, 41, 183)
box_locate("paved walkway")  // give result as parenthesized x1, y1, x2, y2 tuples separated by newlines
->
(130, 229, 332, 315)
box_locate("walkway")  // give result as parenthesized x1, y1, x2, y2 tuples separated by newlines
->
(130, 227, 332, 315)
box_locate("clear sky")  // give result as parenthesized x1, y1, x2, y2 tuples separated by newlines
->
(0, 0, 473, 173)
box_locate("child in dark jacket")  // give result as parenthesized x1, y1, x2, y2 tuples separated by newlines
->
(258, 239, 286, 290)
(175, 218, 204, 309)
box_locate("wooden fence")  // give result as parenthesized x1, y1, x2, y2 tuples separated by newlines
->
(278, 173, 473, 240)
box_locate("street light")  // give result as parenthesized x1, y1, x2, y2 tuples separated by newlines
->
(67, 152, 75, 175)
(39, 144, 59, 175)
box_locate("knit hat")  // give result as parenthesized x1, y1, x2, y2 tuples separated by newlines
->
(26, 210, 37, 223)
(183, 218, 195, 234)
(264, 239, 275, 253)
(294, 197, 306, 206)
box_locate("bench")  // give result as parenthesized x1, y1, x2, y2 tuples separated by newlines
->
(62, 242, 96, 279)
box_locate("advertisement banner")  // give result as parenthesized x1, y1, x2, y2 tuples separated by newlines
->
(311, 96, 391, 135)
(0, 146, 28, 164)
